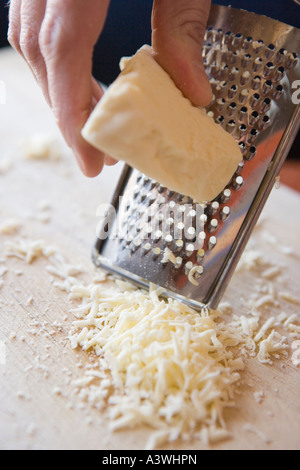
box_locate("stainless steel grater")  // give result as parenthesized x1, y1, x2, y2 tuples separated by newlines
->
(92, 4, 300, 310)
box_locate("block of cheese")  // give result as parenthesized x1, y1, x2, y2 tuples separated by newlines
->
(82, 45, 242, 202)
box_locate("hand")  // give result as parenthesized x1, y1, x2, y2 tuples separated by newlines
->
(8, 0, 212, 178)
(152, 0, 213, 108)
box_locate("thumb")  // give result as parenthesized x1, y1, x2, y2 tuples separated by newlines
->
(152, 0, 213, 107)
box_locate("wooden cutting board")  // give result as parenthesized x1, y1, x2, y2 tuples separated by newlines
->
(0, 48, 299, 450)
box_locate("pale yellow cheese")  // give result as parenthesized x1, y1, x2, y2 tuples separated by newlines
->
(82, 45, 242, 203)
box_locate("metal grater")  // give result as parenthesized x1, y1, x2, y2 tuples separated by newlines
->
(92, 5, 300, 310)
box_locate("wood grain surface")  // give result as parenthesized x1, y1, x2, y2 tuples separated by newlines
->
(0, 48, 299, 450)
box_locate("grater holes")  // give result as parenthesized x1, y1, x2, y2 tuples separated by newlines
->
(238, 88, 250, 104)
(196, 248, 205, 263)
(198, 231, 207, 248)
(220, 206, 231, 221)
(208, 236, 217, 251)
(232, 32, 243, 47)
(184, 261, 193, 276)
(149, 180, 157, 191)
(132, 184, 140, 199)
(216, 115, 225, 125)
(247, 128, 260, 144)
(276, 48, 287, 64)
(236, 160, 245, 174)
(228, 101, 237, 116)
(240, 70, 251, 85)
(223, 30, 232, 44)
(252, 39, 264, 53)
(139, 190, 148, 203)
(250, 92, 260, 108)
(215, 80, 228, 96)
(131, 238, 143, 252)
(157, 184, 165, 194)
(265, 43, 276, 58)
(229, 51, 239, 65)
(243, 36, 253, 50)
(241, 53, 252, 68)
(174, 239, 184, 253)
(219, 63, 229, 79)
(258, 114, 271, 131)
(144, 223, 153, 236)
(136, 220, 144, 233)
(152, 246, 162, 260)
(262, 79, 273, 95)
(216, 98, 226, 110)
(249, 110, 259, 126)
(239, 141, 247, 153)
(273, 84, 284, 100)
(238, 123, 247, 138)
(207, 201, 220, 216)
(125, 233, 133, 246)
(219, 188, 232, 204)
(228, 84, 238, 98)
(142, 242, 152, 255)
(251, 75, 261, 90)
(274, 66, 285, 82)
(253, 57, 263, 72)
(229, 66, 239, 80)
(205, 26, 214, 40)
(260, 97, 271, 113)
(173, 256, 183, 269)
(208, 218, 219, 233)
(154, 230, 163, 242)
(210, 61, 219, 77)
(185, 243, 195, 257)
(232, 175, 244, 191)
(226, 119, 236, 133)
(186, 226, 197, 242)
(285, 52, 298, 68)
(238, 106, 248, 121)
(200, 213, 208, 225)
(263, 61, 275, 78)
(244, 145, 257, 161)
(145, 193, 156, 207)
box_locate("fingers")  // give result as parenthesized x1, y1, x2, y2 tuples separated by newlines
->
(7, 0, 22, 55)
(152, 0, 213, 107)
(8, 0, 111, 177)
(19, 0, 51, 105)
(39, 0, 111, 176)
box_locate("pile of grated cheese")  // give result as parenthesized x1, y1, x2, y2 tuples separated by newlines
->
(68, 282, 241, 448)
(2, 233, 300, 449)
(65, 234, 299, 448)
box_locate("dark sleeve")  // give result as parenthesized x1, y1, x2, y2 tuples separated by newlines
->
(92, 0, 152, 86)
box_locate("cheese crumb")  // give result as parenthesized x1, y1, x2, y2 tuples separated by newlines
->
(23, 133, 62, 161)
(0, 219, 21, 235)
(0, 266, 8, 277)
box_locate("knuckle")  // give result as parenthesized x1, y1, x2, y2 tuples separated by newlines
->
(38, 19, 54, 56)
(171, 6, 207, 45)
(19, 28, 40, 62)
(7, 26, 20, 51)
(179, 19, 206, 45)
(39, 16, 67, 59)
